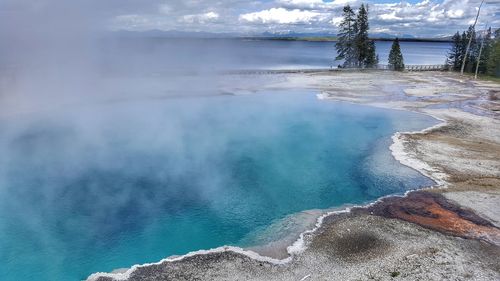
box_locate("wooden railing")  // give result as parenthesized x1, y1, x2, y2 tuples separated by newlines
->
(375, 64, 449, 71)
(224, 64, 451, 75)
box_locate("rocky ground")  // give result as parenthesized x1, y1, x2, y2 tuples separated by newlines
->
(89, 71, 500, 281)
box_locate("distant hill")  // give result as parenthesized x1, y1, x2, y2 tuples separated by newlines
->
(112, 30, 239, 38)
(370, 33, 415, 39)
(260, 31, 337, 38)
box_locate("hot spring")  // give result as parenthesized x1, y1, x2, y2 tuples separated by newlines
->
(0, 91, 437, 280)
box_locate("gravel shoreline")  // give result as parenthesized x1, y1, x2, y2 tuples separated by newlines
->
(88, 71, 500, 281)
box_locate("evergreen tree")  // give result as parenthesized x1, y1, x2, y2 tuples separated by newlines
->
(460, 30, 468, 66)
(477, 27, 492, 74)
(365, 40, 378, 67)
(355, 4, 370, 67)
(335, 3, 376, 68)
(487, 29, 500, 77)
(462, 25, 477, 72)
(335, 5, 357, 67)
(388, 38, 405, 71)
(448, 26, 499, 77)
(447, 32, 462, 71)
(354, 4, 377, 68)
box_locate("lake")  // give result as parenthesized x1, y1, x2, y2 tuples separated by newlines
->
(0, 91, 438, 280)
(100, 38, 451, 73)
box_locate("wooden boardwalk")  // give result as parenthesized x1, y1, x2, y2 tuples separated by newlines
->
(225, 64, 450, 75)
(377, 64, 449, 71)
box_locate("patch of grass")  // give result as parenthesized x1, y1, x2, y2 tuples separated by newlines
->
(390, 271, 400, 278)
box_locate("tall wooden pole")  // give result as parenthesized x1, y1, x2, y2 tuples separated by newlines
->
(460, 0, 484, 75)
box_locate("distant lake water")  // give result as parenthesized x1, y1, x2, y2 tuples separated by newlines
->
(374, 41, 451, 66)
(101, 38, 451, 73)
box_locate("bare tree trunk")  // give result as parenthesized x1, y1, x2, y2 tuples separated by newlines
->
(474, 23, 488, 79)
(461, 0, 484, 75)
(474, 40, 484, 79)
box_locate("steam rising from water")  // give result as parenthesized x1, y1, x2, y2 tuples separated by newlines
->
(0, 1, 246, 118)
(0, 91, 437, 280)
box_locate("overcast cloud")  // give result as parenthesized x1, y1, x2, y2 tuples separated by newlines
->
(107, 0, 499, 37)
(1, 0, 499, 38)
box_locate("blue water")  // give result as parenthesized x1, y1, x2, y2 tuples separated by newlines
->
(0, 91, 437, 280)
(101, 39, 451, 73)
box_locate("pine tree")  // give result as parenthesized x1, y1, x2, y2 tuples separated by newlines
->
(448, 26, 498, 76)
(365, 40, 378, 67)
(447, 32, 462, 71)
(487, 29, 500, 77)
(460, 30, 468, 70)
(355, 4, 369, 67)
(335, 5, 357, 67)
(462, 25, 477, 73)
(354, 4, 376, 68)
(388, 38, 405, 71)
(477, 27, 492, 74)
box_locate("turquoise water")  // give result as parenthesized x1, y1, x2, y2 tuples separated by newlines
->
(0, 91, 437, 280)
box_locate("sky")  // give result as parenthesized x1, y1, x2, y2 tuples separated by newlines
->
(0, 0, 499, 38)
(111, 0, 500, 37)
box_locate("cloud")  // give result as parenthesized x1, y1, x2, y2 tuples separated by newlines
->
(330, 16, 344, 26)
(107, 0, 500, 36)
(277, 0, 333, 10)
(446, 9, 465, 19)
(370, 0, 499, 36)
(181, 12, 220, 24)
(278, 0, 358, 10)
(378, 11, 403, 21)
(6, 0, 495, 37)
(239, 8, 326, 24)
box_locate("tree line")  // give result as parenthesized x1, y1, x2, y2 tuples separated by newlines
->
(335, 4, 404, 71)
(447, 26, 500, 77)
